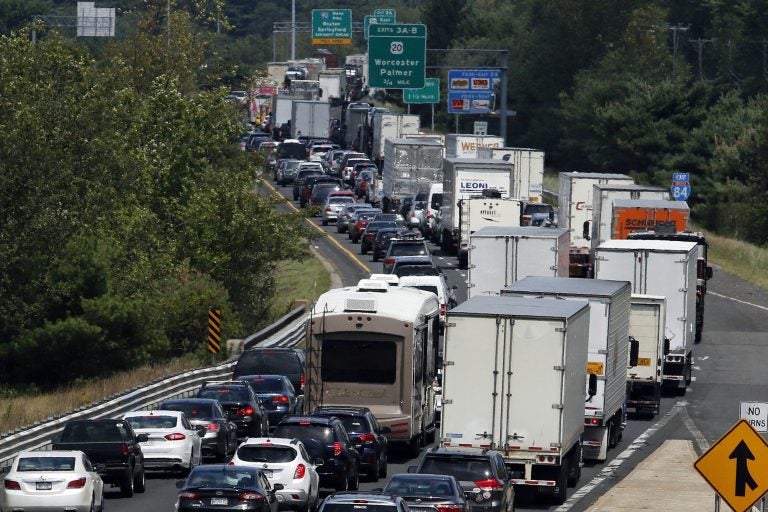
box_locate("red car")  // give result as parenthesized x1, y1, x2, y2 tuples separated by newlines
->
(350, 212, 380, 243)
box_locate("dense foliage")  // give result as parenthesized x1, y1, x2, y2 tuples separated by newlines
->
(0, 4, 311, 388)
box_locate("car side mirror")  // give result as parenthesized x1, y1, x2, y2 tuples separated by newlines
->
(706, 265, 713, 279)
(273, 483, 285, 491)
(95, 463, 107, 474)
(314, 458, 324, 467)
(176, 480, 186, 489)
(588, 373, 598, 398)
(407, 466, 417, 473)
(628, 336, 639, 367)
(136, 433, 149, 443)
(196, 425, 207, 436)
(52, 433, 62, 443)
(380, 426, 392, 434)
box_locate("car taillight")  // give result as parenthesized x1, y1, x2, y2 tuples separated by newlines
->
(521, 215, 532, 225)
(179, 490, 201, 499)
(365, 232, 375, 238)
(165, 433, 186, 441)
(239, 492, 265, 501)
(120, 443, 130, 456)
(67, 478, 87, 489)
(206, 423, 220, 431)
(358, 433, 376, 443)
(237, 406, 255, 416)
(436, 505, 463, 512)
(4, 479, 20, 490)
(384, 258, 395, 266)
(333, 441, 343, 456)
(441, 304, 446, 317)
(273, 395, 290, 404)
(294, 463, 306, 479)
(300, 374, 305, 390)
(326, 207, 332, 211)
(474, 478, 503, 489)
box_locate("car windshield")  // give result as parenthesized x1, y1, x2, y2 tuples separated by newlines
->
(377, 230, 405, 241)
(419, 457, 493, 482)
(395, 265, 439, 277)
(162, 402, 215, 420)
(366, 222, 397, 232)
(186, 467, 261, 490)
(197, 387, 251, 402)
(237, 445, 296, 463)
(243, 377, 284, 392)
(61, 422, 127, 442)
(125, 415, 179, 429)
(333, 415, 370, 434)
(271, 425, 333, 458)
(385, 476, 455, 497)
(390, 243, 429, 256)
(236, 351, 302, 374)
(18, 457, 76, 472)
(431, 194, 443, 209)
(525, 204, 552, 214)
(329, 197, 355, 205)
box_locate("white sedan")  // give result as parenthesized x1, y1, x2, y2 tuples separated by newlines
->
(231, 437, 321, 512)
(122, 410, 203, 475)
(1, 450, 104, 512)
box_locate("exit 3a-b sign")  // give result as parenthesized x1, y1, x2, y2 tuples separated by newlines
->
(741, 402, 768, 432)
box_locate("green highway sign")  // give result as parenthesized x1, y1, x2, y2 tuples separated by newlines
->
(374, 8, 396, 17)
(404, 78, 440, 103)
(368, 23, 427, 88)
(364, 12, 397, 39)
(311, 9, 352, 45)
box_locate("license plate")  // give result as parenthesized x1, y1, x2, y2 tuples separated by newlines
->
(210, 497, 228, 505)
(36, 482, 52, 490)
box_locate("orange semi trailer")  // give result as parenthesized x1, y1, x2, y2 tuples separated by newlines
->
(611, 199, 689, 240)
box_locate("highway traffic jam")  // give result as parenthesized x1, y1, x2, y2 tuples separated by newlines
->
(1, 101, 713, 511)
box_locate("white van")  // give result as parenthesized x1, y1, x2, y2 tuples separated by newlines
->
(424, 183, 443, 237)
(398, 274, 456, 331)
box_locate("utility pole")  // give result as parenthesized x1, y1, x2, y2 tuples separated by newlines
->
(689, 37, 715, 79)
(669, 24, 689, 79)
(500, 50, 509, 143)
(291, 0, 296, 61)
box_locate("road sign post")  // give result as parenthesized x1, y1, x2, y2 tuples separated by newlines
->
(311, 9, 352, 45)
(368, 23, 426, 89)
(671, 171, 691, 201)
(694, 419, 768, 512)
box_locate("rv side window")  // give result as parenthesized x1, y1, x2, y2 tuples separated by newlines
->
(321, 338, 397, 384)
(414, 329, 425, 385)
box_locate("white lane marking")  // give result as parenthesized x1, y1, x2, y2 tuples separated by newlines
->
(699, 356, 709, 361)
(709, 291, 768, 312)
(555, 401, 686, 511)
(693, 366, 701, 371)
(679, 404, 710, 452)
(459, 273, 466, 278)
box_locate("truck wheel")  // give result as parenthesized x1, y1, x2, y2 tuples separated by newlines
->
(120, 468, 135, 498)
(552, 462, 568, 505)
(134, 466, 146, 493)
(567, 444, 582, 487)
(409, 435, 422, 457)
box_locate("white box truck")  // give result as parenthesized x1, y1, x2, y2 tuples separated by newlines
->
(291, 100, 339, 139)
(457, 195, 522, 268)
(372, 113, 421, 166)
(445, 134, 504, 158)
(441, 158, 516, 254)
(477, 147, 546, 203)
(627, 294, 667, 417)
(594, 239, 698, 394)
(318, 69, 346, 102)
(590, 183, 669, 253)
(272, 96, 294, 132)
(558, 172, 633, 274)
(501, 277, 633, 462)
(382, 138, 444, 213)
(468, 227, 569, 297)
(441, 295, 590, 504)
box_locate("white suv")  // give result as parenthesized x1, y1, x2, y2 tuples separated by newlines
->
(398, 274, 457, 332)
(230, 437, 321, 512)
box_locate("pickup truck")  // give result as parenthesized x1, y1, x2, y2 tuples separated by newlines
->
(52, 418, 148, 497)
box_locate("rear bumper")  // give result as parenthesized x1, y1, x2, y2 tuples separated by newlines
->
(276, 488, 311, 508)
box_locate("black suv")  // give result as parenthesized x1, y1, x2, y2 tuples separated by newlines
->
(195, 381, 269, 438)
(312, 406, 390, 481)
(410, 447, 515, 512)
(273, 415, 361, 491)
(233, 348, 306, 395)
(317, 492, 408, 512)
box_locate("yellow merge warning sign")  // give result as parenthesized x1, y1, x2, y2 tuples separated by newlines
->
(586, 361, 604, 375)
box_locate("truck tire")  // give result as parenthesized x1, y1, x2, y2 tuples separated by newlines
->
(552, 462, 568, 505)
(120, 468, 135, 498)
(567, 443, 582, 487)
(134, 466, 146, 493)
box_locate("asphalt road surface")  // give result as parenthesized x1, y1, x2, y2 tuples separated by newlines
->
(106, 179, 768, 511)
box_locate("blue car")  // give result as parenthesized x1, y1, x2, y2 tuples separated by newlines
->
(237, 375, 302, 427)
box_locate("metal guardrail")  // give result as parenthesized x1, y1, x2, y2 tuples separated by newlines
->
(0, 307, 309, 471)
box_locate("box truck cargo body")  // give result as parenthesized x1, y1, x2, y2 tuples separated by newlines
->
(441, 295, 590, 503)
(272, 96, 294, 129)
(501, 277, 632, 462)
(558, 172, 633, 255)
(590, 184, 669, 253)
(441, 158, 516, 253)
(457, 197, 522, 267)
(372, 113, 421, 164)
(318, 69, 346, 101)
(291, 100, 338, 138)
(468, 227, 569, 297)
(627, 294, 666, 417)
(382, 138, 444, 213)
(594, 239, 698, 394)
(445, 134, 504, 158)
(477, 147, 545, 203)
(610, 199, 690, 240)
